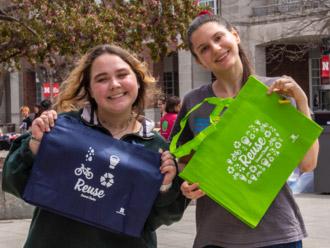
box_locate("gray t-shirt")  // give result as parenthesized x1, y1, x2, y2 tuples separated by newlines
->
(170, 76, 307, 248)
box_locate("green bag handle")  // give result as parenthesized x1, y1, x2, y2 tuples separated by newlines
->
(170, 97, 234, 158)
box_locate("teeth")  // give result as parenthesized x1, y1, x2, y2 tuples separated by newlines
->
(216, 51, 228, 62)
(109, 93, 125, 99)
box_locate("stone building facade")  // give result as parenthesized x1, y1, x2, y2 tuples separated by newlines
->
(176, 0, 330, 124)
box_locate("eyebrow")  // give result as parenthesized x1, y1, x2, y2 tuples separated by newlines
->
(116, 68, 130, 74)
(94, 72, 108, 80)
(94, 68, 130, 80)
(196, 31, 224, 51)
(196, 42, 207, 52)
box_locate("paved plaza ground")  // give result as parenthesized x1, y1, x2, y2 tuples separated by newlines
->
(0, 193, 329, 248)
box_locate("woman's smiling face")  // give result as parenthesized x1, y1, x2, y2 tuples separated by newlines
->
(191, 22, 241, 74)
(89, 53, 139, 116)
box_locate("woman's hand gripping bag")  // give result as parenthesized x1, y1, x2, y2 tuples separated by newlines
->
(23, 115, 163, 237)
(170, 76, 323, 228)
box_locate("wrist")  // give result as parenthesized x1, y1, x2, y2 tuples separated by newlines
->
(30, 135, 41, 143)
(296, 101, 311, 117)
(29, 135, 41, 155)
(160, 182, 172, 193)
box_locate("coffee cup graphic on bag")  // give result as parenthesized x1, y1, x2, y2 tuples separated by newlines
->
(109, 155, 120, 169)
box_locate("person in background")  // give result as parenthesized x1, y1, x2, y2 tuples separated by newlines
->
(19, 106, 32, 133)
(155, 96, 167, 130)
(31, 104, 41, 120)
(157, 96, 166, 118)
(33, 99, 52, 119)
(170, 13, 319, 248)
(160, 96, 181, 141)
(40, 99, 52, 111)
(2, 44, 186, 248)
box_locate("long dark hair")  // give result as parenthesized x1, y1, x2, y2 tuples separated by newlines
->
(187, 14, 253, 85)
(165, 96, 181, 113)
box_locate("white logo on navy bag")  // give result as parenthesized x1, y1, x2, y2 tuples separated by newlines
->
(85, 147, 95, 161)
(100, 172, 114, 188)
(73, 147, 123, 201)
(109, 155, 120, 169)
(74, 163, 94, 179)
(116, 207, 126, 216)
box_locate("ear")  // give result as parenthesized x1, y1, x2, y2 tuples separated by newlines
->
(231, 29, 240, 44)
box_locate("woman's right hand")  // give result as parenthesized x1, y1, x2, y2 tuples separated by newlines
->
(29, 110, 57, 154)
(180, 181, 205, 200)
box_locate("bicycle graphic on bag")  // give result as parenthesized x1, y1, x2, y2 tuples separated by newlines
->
(74, 163, 94, 179)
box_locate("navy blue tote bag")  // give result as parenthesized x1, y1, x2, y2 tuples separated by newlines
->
(23, 115, 163, 237)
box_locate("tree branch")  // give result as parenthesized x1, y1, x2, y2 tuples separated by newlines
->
(0, 50, 23, 64)
(0, 8, 39, 37)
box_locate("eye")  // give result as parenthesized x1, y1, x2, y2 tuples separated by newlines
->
(117, 72, 129, 79)
(96, 77, 107, 83)
(215, 34, 223, 42)
(200, 45, 209, 54)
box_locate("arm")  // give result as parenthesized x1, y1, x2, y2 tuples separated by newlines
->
(2, 133, 35, 198)
(268, 76, 319, 172)
(2, 110, 58, 198)
(144, 174, 189, 231)
(295, 96, 319, 172)
(143, 141, 188, 231)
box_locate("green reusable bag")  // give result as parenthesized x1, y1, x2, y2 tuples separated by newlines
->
(170, 76, 323, 228)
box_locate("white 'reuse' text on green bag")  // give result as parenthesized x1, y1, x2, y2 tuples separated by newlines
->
(227, 120, 284, 184)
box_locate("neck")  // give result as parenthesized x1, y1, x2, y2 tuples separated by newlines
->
(213, 61, 244, 98)
(97, 109, 136, 138)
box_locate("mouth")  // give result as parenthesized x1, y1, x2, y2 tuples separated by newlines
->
(215, 50, 229, 63)
(107, 92, 126, 100)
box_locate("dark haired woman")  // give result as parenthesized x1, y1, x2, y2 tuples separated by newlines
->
(171, 13, 319, 248)
(160, 96, 181, 140)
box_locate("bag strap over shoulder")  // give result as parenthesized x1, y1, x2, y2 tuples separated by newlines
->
(170, 97, 233, 158)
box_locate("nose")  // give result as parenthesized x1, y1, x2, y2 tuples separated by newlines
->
(109, 77, 121, 90)
(210, 41, 221, 53)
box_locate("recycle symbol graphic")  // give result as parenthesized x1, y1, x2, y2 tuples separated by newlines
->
(100, 172, 114, 188)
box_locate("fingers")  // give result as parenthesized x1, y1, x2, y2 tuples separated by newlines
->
(46, 110, 58, 127)
(160, 151, 175, 167)
(40, 110, 57, 131)
(161, 165, 176, 185)
(267, 76, 296, 96)
(160, 150, 176, 185)
(31, 110, 58, 140)
(180, 181, 205, 200)
(267, 76, 308, 105)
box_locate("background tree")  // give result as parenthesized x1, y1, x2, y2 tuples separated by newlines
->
(0, 0, 202, 82)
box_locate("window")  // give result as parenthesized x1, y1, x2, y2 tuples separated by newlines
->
(163, 72, 178, 97)
(36, 81, 42, 104)
(310, 58, 330, 112)
(199, 0, 217, 14)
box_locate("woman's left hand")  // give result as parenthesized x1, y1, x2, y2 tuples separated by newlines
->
(267, 75, 308, 106)
(268, 75, 319, 172)
(160, 150, 177, 187)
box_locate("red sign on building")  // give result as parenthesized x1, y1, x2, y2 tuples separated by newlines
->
(321, 55, 330, 78)
(43, 82, 60, 98)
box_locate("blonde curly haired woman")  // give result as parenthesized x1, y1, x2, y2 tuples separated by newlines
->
(3, 44, 185, 248)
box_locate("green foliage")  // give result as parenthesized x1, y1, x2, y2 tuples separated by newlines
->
(0, 0, 203, 71)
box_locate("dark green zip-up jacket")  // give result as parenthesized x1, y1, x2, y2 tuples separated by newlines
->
(2, 110, 187, 248)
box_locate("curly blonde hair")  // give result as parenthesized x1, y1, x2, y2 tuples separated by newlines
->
(54, 44, 156, 115)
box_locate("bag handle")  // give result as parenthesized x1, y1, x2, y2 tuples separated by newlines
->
(170, 97, 233, 158)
